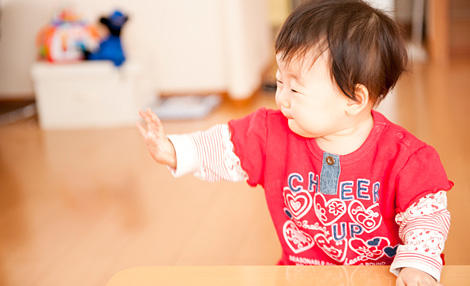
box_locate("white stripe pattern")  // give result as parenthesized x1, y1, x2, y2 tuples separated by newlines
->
(169, 124, 248, 182)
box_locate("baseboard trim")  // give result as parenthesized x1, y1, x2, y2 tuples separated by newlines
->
(0, 94, 35, 102)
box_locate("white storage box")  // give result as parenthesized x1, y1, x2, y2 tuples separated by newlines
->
(31, 61, 152, 129)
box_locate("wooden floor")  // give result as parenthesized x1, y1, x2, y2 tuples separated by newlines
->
(0, 59, 469, 286)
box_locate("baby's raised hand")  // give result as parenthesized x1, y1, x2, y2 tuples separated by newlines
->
(396, 267, 443, 286)
(137, 109, 176, 169)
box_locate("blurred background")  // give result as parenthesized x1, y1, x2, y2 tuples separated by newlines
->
(0, 0, 469, 285)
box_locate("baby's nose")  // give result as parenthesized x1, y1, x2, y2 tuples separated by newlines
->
(276, 88, 290, 107)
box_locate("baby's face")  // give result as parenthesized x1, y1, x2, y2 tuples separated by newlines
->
(275, 50, 353, 138)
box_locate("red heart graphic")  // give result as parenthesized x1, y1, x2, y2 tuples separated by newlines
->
(313, 192, 347, 226)
(314, 232, 348, 262)
(349, 237, 389, 261)
(283, 187, 313, 220)
(283, 220, 314, 254)
(348, 201, 382, 233)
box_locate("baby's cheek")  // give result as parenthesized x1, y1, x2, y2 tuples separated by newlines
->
(274, 89, 286, 108)
(288, 119, 315, 138)
(287, 120, 302, 135)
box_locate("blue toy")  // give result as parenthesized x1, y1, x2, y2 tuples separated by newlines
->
(83, 10, 129, 67)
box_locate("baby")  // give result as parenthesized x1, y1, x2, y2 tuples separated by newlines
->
(138, 1, 452, 285)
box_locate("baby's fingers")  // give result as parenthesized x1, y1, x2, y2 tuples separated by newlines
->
(147, 108, 162, 125)
(144, 109, 165, 135)
(136, 121, 147, 138)
(138, 110, 149, 123)
(139, 109, 153, 125)
(138, 109, 158, 134)
(139, 109, 155, 126)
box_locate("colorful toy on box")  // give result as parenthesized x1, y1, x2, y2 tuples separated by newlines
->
(82, 10, 129, 67)
(36, 9, 100, 63)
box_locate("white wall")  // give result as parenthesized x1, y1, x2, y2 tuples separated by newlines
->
(223, 0, 273, 99)
(366, 0, 394, 16)
(0, 0, 272, 99)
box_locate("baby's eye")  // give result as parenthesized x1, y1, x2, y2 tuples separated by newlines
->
(290, 88, 299, 93)
(276, 79, 283, 85)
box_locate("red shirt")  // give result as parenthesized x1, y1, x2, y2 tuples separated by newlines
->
(228, 108, 452, 265)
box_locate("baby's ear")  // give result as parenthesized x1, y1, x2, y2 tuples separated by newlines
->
(345, 84, 371, 116)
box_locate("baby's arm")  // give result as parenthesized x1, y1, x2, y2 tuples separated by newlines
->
(138, 109, 247, 182)
(390, 191, 450, 285)
(168, 124, 248, 182)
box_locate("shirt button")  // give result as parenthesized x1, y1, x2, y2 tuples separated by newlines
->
(326, 156, 335, 165)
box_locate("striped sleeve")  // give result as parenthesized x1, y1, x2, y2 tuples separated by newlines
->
(168, 124, 248, 182)
(390, 191, 450, 281)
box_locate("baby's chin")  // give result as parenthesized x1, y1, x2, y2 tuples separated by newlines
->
(287, 119, 316, 138)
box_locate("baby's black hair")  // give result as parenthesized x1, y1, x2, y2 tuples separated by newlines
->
(275, 0, 407, 104)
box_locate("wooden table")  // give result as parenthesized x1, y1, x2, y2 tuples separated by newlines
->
(106, 265, 470, 285)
